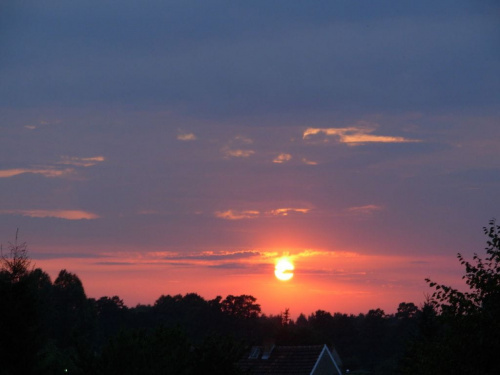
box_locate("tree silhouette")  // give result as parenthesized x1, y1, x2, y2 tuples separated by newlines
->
(426, 219, 500, 316)
(0, 233, 44, 375)
(402, 219, 500, 374)
(0, 229, 32, 283)
(221, 295, 261, 319)
(395, 302, 419, 319)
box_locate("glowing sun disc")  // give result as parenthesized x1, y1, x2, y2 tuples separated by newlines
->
(275, 258, 294, 281)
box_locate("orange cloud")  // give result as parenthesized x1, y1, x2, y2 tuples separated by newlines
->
(1, 155, 104, 178)
(270, 208, 310, 216)
(58, 155, 105, 167)
(0, 209, 99, 220)
(177, 132, 197, 141)
(301, 158, 318, 165)
(0, 168, 74, 178)
(273, 153, 292, 163)
(223, 149, 255, 158)
(214, 210, 260, 220)
(303, 127, 420, 145)
(215, 207, 311, 220)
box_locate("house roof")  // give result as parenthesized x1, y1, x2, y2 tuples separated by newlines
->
(239, 344, 340, 375)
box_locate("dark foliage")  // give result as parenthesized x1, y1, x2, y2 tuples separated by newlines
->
(401, 219, 500, 375)
(2, 221, 498, 374)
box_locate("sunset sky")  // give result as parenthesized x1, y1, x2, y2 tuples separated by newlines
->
(1, 1, 499, 316)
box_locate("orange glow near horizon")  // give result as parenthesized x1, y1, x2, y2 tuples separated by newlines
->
(31, 247, 466, 318)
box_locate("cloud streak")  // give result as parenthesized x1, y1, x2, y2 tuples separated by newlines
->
(0, 168, 74, 178)
(0, 155, 104, 178)
(270, 208, 310, 216)
(303, 127, 420, 145)
(214, 210, 260, 220)
(177, 132, 197, 141)
(57, 156, 105, 167)
(0, 209, 99, 220)
(346, 205, 384, 215)
(273, 153, 292, 163)
(215, 207, 311, 220)
(163, 250, 261, 261)
(222, 148, 255, 158)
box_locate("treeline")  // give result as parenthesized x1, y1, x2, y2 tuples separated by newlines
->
(1, 220, 499, 374)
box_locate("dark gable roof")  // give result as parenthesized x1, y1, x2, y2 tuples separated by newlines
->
(239, 345, 327, 375)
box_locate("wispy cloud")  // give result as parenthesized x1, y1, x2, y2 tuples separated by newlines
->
(346, 205, 384, 215)
(222, 148, 255, 158)
(270, 208, 310, 216)
(233, 135, 253, 144)
(94, 261, 136, 266)
(57, 155, 105, 167)
(177, 132, 197, 141)
(303, 126, 420, 145)
(89, 250, 269, 270)
(163, 250, 261, 261)
(273, 153, 292, 163)
(221, 135, 255, 158)
(301, 158, 318, 165)
(0, 209, 99, 220)
(215, 207, 310, 220)
(23, 119, 61, 130)
(214, 210, 260, 220)
(33, 252, 108, 260)
(0, 168, 74, 178)
(0, 155, 104, 178)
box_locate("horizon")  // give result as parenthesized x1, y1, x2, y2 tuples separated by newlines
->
(18, 238, 479, 317)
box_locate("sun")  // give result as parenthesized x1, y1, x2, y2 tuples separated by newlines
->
(275, 258, 294, 281)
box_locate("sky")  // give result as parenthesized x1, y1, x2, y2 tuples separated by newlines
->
(1, 0, 500, 316)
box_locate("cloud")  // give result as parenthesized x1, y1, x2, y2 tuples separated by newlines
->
(57, 155, 105, 167)
(207, 262, 251, 269)
(346, 205, 383, 215)
(299, 268, 368, 278)
(273, 153, 292, 163)
(164, 250, 261, 261)
(215, 210, 260, 220)
(221, 135, 255, 158)
(270, 208, 310, 216)
(177, 132, 197, 141)
(94, 261, 136, 266)
(222, 149, 255, 158)
(0, 155, 104, 178)
(23, 119, 61, 130)
(215, 207, 310, 220)
(301, 158, 318, 165)
(0, 168, 74, 178)
(233, 135, 253, 144)
(84, 250, 269, 270)
(303, 127, 420, 145)
(0, 209, 99, 220)
(33, 252, 107, 260)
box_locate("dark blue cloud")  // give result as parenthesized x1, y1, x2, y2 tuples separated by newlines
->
(0, 1, 499, 268)
(1, 1, 498, 116)
(163, 251, 261, 261)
